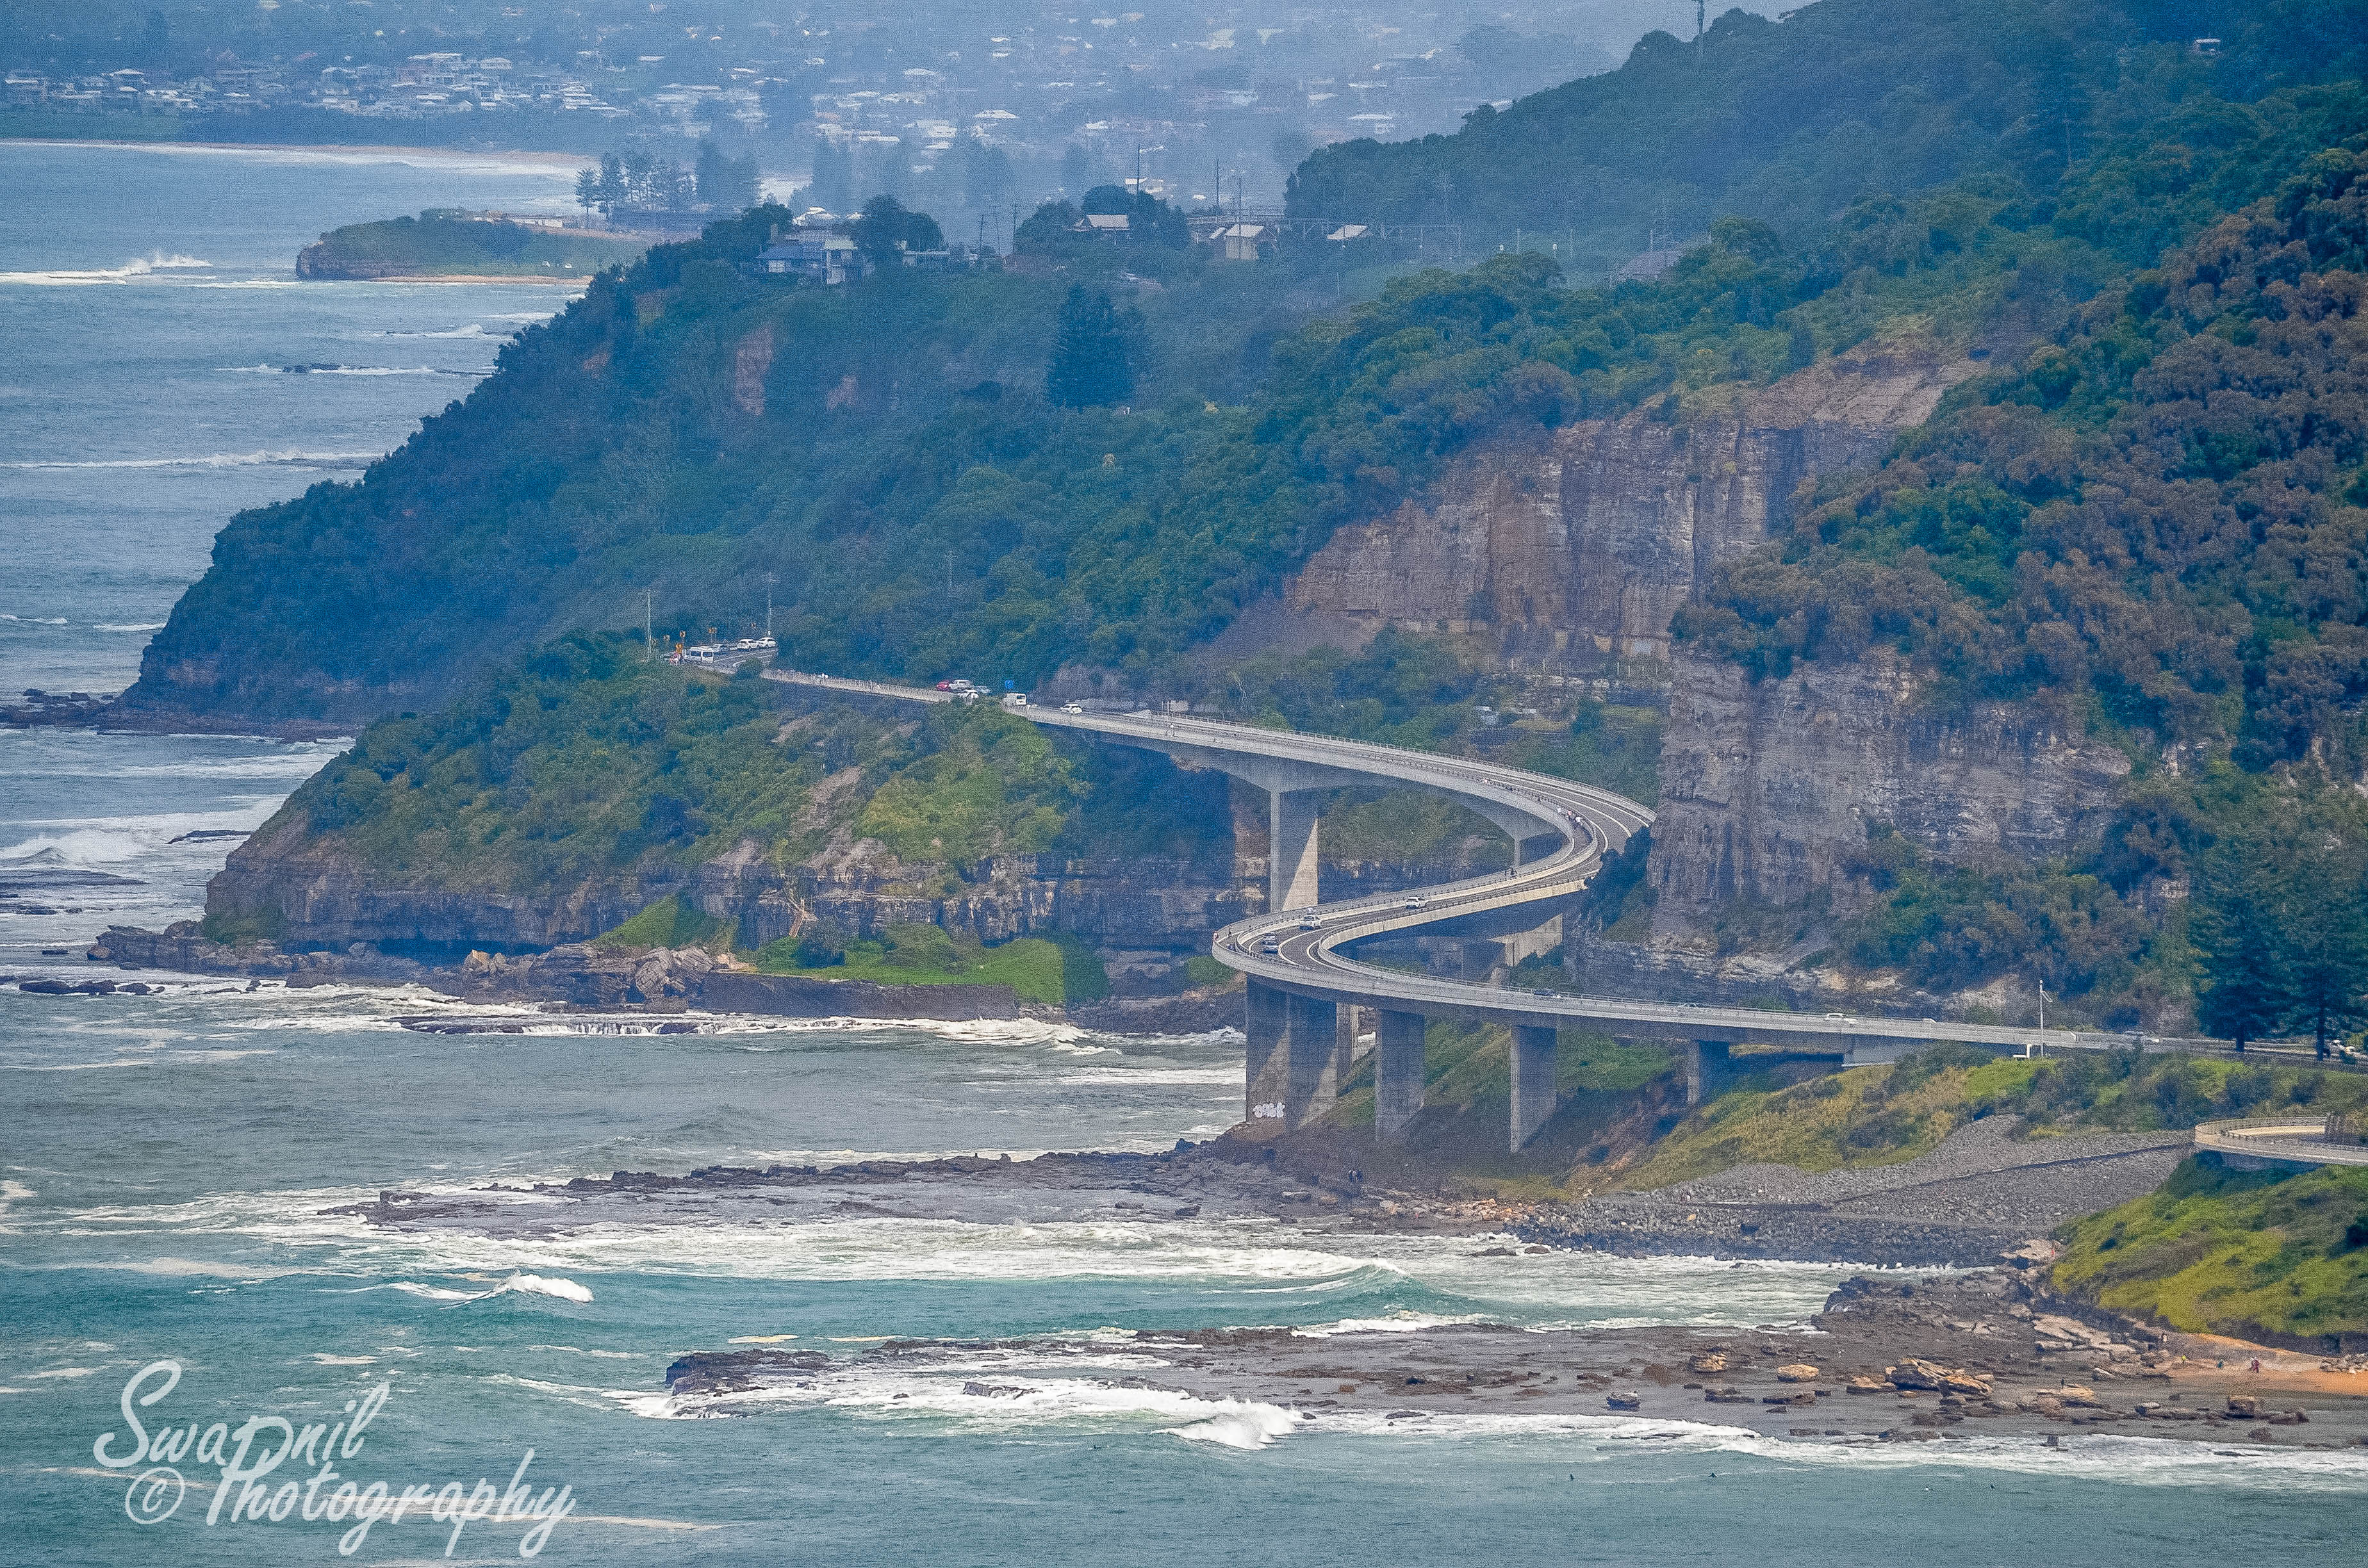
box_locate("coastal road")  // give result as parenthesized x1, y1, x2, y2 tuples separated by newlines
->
(755, 667, 2317, 1149)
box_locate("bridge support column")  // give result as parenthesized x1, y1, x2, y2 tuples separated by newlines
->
(1511, 1025, 1557, 1151)
(1687, 1040, 1734, 1107)
(1375, 1009, 1427, 1140)
(1285, 993, 1345, 1128)
(1245, 982, 1288, 1120)
(1337, 1004, 1363, 1061)
(1270, 789, 1321, 912)
(1460, 940, 1504, 983)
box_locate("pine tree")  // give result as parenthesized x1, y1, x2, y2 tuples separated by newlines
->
(1046, 286, 1133, 408)
(2192, 848, 2289, 1050)
(2276, 845, 2368, 1058)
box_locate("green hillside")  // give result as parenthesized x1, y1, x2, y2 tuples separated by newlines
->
(1288, 0, 2368, 268)
(2053, 1156, 2368, 1343)
(300, 211, 646, 278)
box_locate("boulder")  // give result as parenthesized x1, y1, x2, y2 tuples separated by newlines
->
(1775, 1362, 1820, 1383)
(1605, 1392, 1643, 1411)
(2226, 1394, 2262, 1418)
(1688, 1351, 1731, 1375)
(1887, 1358, 1992, 1396)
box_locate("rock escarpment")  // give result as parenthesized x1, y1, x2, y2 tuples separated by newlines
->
(1649, 655, 2133, 915)
(1273, 338, 1973, 663)
(1573, 653, 2134, 1008)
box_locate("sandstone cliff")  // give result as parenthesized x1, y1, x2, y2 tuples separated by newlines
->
(1566, 652, 2134, 1011)
(1270, 336, 1974, 665)
(1650, 655, 2134, 919)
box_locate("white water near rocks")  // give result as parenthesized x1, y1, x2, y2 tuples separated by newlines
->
(2, 142, 2362, 1564)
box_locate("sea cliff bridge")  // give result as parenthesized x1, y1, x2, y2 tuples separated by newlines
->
(758, 667, 2337, 1154)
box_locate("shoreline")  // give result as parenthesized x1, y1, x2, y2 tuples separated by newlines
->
(370, 1156, 2364, 1448)
(2, 136, 592, 170)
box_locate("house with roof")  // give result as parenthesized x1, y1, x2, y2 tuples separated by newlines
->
(753, 232, 860, 284)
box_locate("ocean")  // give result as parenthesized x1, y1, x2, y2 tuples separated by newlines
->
(1, 140, 2362, 1565)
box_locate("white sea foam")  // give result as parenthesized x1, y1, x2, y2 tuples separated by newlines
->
(0, 828, 150, 865)
(376, 1282, 480, 1302)
(221, 363, 463, 377)
(1, 448, 378, 471)
(28, 1366, 103, 1379)
(486, 1272, 595, 1303)
(0, 252, 211, 286)
(306, 1353, 376, 1366)
(92, 623, 166, 633)
(618, 1360, 1306, 1448)
(0, 614, 69, 625)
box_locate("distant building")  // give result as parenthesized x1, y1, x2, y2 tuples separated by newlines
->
(1215, 222, 1267, 261)
(754, 233, 860, 284)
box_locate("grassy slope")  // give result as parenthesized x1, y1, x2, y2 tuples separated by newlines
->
(750, 921, 1107, 1006)
(1595, 1046, 2368, 1192)
(2053, 1159, 2368, 1342)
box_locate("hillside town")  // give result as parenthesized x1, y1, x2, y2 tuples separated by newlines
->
(1, 1, 1665, 211)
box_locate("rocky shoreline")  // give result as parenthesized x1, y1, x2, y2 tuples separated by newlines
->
(74, 922, 1249, 1033)
(645, 1268, 2368, 1450)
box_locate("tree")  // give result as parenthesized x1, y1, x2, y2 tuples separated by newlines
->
(2191, 849, 2289, 1050)
(1046, 285, 1133, 408)
(588, 154, 626, 218)
(807, 139, 853, 216)
(695, 139, 759, 212)
(2276, 844, 2368, 1058)
(848, 195, 942, 268)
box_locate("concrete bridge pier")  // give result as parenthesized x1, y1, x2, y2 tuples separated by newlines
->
(1375, 1009, 1427, 1139)
(1270, 788, 1322, 912)
(1686, 1040, 1734, 1107)
(1245, 982, 1289, 1120)
(1511, 1024, 1558, 1150)
(1285, 993, 1346, 1127)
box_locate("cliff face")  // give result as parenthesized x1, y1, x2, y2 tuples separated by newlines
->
(202, 776, 1488, 968)
(206, 822, 1256, 960)
(1649, 657, 2133, 919)
(1277, 338, 1972, 662)
(1564, 653, 2135, 1009)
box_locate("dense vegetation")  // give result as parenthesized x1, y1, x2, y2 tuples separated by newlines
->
(1290, 0, 2368, 266)
(2054, 1157, 2368, 1341)
(126, 188, 1885, 725)
(247, 633, 1208, 902)
(304, 211, 645, 277)
(120, 0, 2368, 1043)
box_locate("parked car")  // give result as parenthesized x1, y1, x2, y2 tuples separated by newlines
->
(1060, 703, 1084, 714)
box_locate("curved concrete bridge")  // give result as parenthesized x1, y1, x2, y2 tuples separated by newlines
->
(764, 669, 2243, 1150)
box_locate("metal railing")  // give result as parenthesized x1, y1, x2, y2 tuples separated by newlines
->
(2194, 1117, 2368, 1168)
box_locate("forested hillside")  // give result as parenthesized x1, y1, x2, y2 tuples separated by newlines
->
(1289, 0, 2368, 268)
(117, 0, 2368, 1034)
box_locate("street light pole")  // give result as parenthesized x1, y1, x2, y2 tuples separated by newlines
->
(645, 587, 654, 659)
(763, 571, 776, 641)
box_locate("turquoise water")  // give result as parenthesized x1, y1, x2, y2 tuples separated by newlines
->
(3, 142, 2365, 1565)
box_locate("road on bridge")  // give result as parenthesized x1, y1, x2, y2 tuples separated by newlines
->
(755, 666, 2311, 1152)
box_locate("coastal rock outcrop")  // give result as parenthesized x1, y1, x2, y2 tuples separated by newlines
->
(1266, 336, 1973, 664)
(1572, 652, 2132, 1007)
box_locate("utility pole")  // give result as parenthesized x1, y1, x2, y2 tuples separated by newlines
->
(763, 571, 776, 640)
(645, 587, 654, 659)
(944, 549, 956, 612)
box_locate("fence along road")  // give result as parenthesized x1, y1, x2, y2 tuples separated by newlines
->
(758, 668, 2300, 1152)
